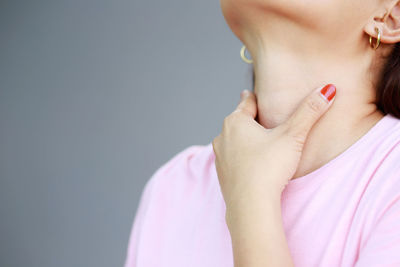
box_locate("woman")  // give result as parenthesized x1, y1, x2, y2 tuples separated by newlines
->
(125, 0, 400, 266)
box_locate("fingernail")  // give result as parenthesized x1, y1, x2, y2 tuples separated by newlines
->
(241, 89, 250, 99)
(319, 84, 336, 102)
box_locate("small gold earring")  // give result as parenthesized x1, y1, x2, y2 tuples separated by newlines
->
(240, 45, 253, 64)
(369, 27, 381, 50)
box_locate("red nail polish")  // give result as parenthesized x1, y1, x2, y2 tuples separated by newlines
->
(320, 84, 336, 102)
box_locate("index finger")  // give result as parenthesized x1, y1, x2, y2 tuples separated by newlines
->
(234, 89, 258, 119)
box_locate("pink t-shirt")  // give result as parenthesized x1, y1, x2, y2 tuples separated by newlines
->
(124, 113, 400, 267)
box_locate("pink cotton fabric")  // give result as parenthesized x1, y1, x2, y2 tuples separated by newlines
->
(124, 113, 400, 267)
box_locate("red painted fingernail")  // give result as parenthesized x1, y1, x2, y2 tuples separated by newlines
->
(319, 84, 336, 102)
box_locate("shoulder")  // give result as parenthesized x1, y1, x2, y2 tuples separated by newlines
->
(141, 142, 217, 203)
(356, 140, 400, 265)
(367, 114, 400, 196)
(360, 116, 400, 230)
(123, 142, 218, 266)
(150, 141, 216, 182)
(369, 114, 400, 189)
(364, 113, 400, 187)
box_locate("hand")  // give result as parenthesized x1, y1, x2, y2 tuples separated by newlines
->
(212, 84, 336, 210)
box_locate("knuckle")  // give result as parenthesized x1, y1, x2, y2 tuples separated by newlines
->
(285, 124, 307, 146)
(222, 117, 229, 130)
(212, 136, 219, 154)
(291, 132, 306, 148)
(222, 115, 231, 126)
(286, 131, 306, 152)
(212, 135, 218, 146)
(233, 106, 242, 113)
(306, 96, 324, 115)
(223, 113, 238, 128)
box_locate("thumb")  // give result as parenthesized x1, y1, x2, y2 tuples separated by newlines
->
(283, 84, 336, 142)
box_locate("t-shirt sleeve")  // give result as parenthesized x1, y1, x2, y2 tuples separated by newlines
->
(123, 145, 204, 267)
(123, 172, 157, 267)
(354, 170, 400, 267)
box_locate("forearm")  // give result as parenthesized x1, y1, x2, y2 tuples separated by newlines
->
(225, 192, 294, 267)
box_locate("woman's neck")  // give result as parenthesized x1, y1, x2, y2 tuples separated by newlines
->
(251, 41, 385, 179)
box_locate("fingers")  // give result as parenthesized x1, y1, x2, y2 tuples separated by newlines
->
(283, 84, 336, 142)
(233, 89, 257, 119)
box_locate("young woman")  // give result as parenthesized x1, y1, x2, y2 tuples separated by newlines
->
(125, 0, 400, 266)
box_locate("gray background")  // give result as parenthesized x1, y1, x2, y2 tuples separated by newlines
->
(0, 0, 253, 266)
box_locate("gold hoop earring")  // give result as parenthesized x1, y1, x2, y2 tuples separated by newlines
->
(369, 27, 381, 50)
(240, 45, 253, 64)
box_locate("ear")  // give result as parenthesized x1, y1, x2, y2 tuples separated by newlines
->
(364, 0, 400, 44)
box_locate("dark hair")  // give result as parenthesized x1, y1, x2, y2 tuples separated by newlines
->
(375, 43, 400, 118)
(251, 43, 400, 119)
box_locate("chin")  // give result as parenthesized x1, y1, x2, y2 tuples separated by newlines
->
(220, 0, 343, 36)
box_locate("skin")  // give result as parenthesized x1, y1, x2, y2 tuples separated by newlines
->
(213, 0, 400, 266)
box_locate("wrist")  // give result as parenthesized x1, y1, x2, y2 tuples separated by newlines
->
(225, 191, 282, 228)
